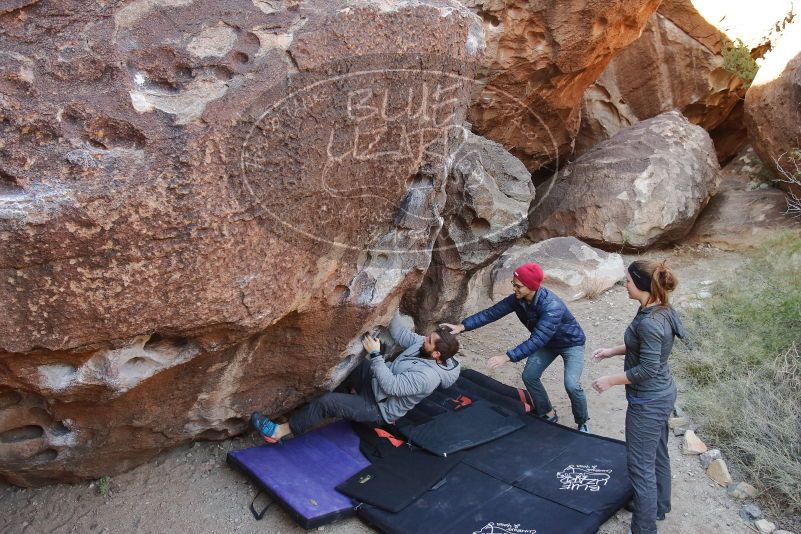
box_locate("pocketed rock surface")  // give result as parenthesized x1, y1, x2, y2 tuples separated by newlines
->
(0, 0, 484, 485)
(0, 246, 760, 533)
(459, 0, 661, 170)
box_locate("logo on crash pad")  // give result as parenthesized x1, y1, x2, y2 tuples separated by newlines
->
(472, 523, 536, 534)
(556, 464, 611, 492)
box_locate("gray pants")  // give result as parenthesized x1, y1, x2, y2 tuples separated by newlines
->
(625, 388, 676, 534)
(288, 360, 384, 435)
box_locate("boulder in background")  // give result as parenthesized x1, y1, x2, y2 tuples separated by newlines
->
(530, 112, 721, 250)
(578, 0, 795, 163)
(460, 0, 661, 170)
(745, 19, 801, 199)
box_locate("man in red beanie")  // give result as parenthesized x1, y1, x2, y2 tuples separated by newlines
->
(442, 263, 590, 432)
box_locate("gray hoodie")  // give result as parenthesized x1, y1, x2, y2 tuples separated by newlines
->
(370, 315, 460, 423)
(624, 305, 685, 399)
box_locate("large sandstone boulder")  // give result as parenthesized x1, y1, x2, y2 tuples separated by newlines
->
(406, 129, 534, 329)
(578, 0, 795, 162)
(687, 147, 801, 250)
(577, 10, 744, 162)
(578, 0, 796, 163)
(529, 111, 721, 249)
(657, 0, 794, 53)
(745, 19, 801, 199)
(460, 0, 661, 170)
(687, 189, 801, 250)
(466, 237, 624, 311)
(0, 0, 483, 485)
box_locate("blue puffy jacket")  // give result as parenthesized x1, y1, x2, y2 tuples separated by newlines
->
(462, 288, 586, 362)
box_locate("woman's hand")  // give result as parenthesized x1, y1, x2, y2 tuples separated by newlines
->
(440, 323, 465, 335)
(592, 375, 614, 394)
(487, 355, 509, 369)
(591, 348, 612, 361)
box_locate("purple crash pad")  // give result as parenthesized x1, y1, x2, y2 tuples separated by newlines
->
(227, 420, 370, 529)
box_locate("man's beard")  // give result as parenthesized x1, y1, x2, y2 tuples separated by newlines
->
(418, 347, 433, 359)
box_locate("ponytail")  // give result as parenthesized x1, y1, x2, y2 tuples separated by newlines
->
(630, 260, 678, 306)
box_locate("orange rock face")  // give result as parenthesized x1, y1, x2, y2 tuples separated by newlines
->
(461, 0, 661, 170)
(0, 0, 484, 485)
(577, 4, 742, 161)
(745, 19, 801, 199)
(578, 0, 796, 163)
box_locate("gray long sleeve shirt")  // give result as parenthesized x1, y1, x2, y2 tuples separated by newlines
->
(624, 305, 685, 399)
(369, 315, 460, 423)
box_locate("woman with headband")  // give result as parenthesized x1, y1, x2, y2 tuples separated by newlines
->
(591, 260, 684, 534)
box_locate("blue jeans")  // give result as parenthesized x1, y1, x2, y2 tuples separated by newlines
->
(521, 345, 588, 425)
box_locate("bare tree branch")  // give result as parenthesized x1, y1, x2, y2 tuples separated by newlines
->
(775, 150, 801, 218)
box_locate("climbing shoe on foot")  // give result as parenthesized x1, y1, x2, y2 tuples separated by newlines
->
(541, 412, 559, 423)
(250, 411, 279, 444)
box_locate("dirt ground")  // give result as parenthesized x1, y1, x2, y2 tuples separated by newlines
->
(0, 246, 764, 534)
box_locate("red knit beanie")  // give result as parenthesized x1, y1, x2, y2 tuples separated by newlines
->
(514, 263, 544, 290)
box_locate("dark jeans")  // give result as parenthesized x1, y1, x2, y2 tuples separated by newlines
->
(288, 360, 384, 435)
(626, 388, 676, 534)
(521, 345, 589, 425)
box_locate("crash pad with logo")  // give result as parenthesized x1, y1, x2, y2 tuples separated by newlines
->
(357, 372, 633, 534)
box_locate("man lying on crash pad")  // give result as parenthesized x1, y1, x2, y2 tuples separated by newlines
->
(250, 314, 461, 443)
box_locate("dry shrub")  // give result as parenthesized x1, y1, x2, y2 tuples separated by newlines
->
(775, 150, 801, 218)
(675, 233, 801, 523)
(580, 275, 609, 300)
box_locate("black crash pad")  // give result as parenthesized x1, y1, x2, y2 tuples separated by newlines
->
(397, 400, 525, 456)
(358, 462, 597, 534)
(356, 371, 632, 534)
(336, 436, 462, 513)
(392, 369, 534, 456)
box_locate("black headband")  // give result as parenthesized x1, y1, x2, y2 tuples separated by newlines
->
(628, 263, 651, 292)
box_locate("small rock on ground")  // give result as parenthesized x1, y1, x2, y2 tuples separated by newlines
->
(669, 416, 689, 429)
(727, 481, 758, 499)
(706, 458, 732, 487)
(699, 448, 722, 469)
(755, 519, 776, 533)
(740, 503, 763, 521)
(682, 430, 708, 455)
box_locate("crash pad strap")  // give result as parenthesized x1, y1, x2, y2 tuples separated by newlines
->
(249, 491, 273, 520)
(517, 387, 532, 413)
(374, 428, 404, 448)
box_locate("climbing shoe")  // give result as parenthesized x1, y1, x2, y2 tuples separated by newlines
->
(541, 411, 559, 423)
(250, 411, 279, 444)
